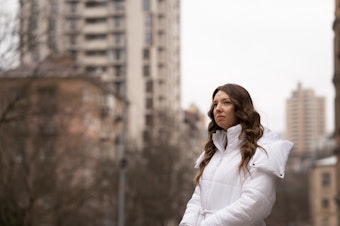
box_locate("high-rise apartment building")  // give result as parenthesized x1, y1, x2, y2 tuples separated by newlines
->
(19, 0, 181, 149)
(285, 82, 326, 155)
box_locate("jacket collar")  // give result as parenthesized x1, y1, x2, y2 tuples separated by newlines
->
(212, 124, 242, 153)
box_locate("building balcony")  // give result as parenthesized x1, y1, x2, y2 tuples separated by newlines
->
(83, 24, 109, 33)
(82, 56, 110, 66)
(82, 41, 112, 50)
(158, 3, 167, 15)
(83, 8, 109, 18)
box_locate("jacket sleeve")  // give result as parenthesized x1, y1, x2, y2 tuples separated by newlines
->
(200, 168, 277, 226)
(179, 185, 202, 226)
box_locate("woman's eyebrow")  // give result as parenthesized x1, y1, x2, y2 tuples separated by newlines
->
(213, 98, 231, 102)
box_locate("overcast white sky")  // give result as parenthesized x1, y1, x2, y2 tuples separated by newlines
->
(1, 0, 335, 134)
(180, 0, 335, 134)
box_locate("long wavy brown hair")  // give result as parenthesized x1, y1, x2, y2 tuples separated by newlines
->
(194, 83, 264, 185)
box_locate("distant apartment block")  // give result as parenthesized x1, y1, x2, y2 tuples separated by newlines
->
(20, 0, 181, 149)
(309, 156, 338, 226)
(285, 82, 326, 156)
(183, 104, 206, 140)
(183, 104, 207, 156)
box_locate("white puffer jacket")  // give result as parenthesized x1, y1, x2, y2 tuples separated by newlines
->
(179, 124, 293, 226)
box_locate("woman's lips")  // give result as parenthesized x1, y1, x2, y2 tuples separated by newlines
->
(216, 115, 225, 120)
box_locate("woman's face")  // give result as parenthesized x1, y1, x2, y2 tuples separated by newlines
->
(213, 90, 238, 131)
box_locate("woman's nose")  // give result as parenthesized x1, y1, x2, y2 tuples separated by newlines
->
(215, 103, 222, 111)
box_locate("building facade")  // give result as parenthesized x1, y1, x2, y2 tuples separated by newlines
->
(20, 0, 181, 149)
(285, 82, 326, 156)
(0, 59, 120, 225)
(333, 1, 340, 224)
(309, 156, 338, 226)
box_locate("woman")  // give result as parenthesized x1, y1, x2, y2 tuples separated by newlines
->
(179, 83, 293, 226)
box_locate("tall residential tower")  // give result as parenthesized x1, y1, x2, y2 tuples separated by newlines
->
(19, 0, 181, 149)
(285, 82, 326, 156)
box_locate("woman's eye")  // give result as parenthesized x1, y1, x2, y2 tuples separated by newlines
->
(224, 101, 231, 105)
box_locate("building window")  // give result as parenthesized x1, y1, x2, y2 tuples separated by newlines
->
(143, 48, 150, 60)
(158, 65, 165, 77)
(146, 98, 153, 109)
(38, 86, 57, 135)
(158, 15, 165, 28)
(114, 81, 122, 96)
(143, 65, 150, 77)
(49, 18, 57, 30)
(69, 2, 77, 13)
(158, 0, 165, 12)
(114, 66, 123, 77)
(146, 81, 153, 93)
(51, 1, 58, 13)
(158, 47, 166, 61)
(113, 32, 123, 44)
(38, 86, 57, 111)
(70, 35, 77, 45)
(113, 16, 124, 28)
(145, 114, 153, 126)
(322, 172, 330, 187)
(69, 18, 77, 29)
(321, 198, 329, 209)
(85, 1, 107, 7)
(69, 50, 77, 60)
(32, 1, 39, 14)
(113, 1, 124, 11)
(158, 31, 165, 45)
(30, 16, 38, 31)
(145, 13, 152, 27)
(108, 49, 125, 61)
(86, 66, 107, 74)
(85, 34, 107, 41)
(143, 130, 151, 142)
(145, 32, 152, 45)
(85, 50, 107, 56)
(48, 33, 57, 51)
(143, 0, 150, 11)
(86, 18, 107, 24)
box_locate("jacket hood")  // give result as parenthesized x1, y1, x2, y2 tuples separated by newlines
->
(250, 127, 294, 178)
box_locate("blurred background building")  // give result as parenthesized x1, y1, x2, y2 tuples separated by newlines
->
(0, 56, 121, 225)
(333, 0, 340, 225)
(309, 156, 338, 226)
(285, 82, 332, 174)
(285, 82, 326, 156)
(19, 0, 181, 149)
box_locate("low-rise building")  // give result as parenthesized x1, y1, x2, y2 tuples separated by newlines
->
(0, 56, 122, 225)
(309, 156, 338, 226)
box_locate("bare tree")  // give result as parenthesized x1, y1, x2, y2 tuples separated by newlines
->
(265, 169, 310, 226)
(0, 71, 116, 226)
(125, 110, 196, 226)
